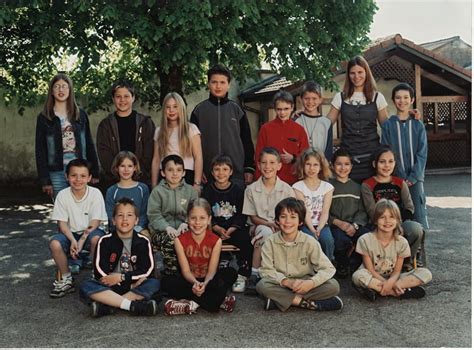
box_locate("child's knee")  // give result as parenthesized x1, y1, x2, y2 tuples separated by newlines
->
(49, 239, 65, 253)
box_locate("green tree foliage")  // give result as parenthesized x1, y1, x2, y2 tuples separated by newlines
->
(0, 0, 377, 112)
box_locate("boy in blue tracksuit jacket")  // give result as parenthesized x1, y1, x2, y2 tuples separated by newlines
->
(381, 83, 428, 230)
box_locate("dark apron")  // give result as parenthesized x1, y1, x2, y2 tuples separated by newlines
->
(340, 92, 380, 182)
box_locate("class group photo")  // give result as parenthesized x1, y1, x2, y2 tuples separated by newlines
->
(0, 0, 471, 348)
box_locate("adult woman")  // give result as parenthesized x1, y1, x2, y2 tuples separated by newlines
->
(327, 56, 388, 182)
(35, 73, 99, 198)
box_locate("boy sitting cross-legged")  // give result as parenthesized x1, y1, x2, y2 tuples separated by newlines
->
(49, 158, 107, 298)
(242, 147, 295, 294)
(256, 197, 343, 312)
(79, 197, 160, 317)
(147, 155, 198, 283)
(202, 155, 253, 293)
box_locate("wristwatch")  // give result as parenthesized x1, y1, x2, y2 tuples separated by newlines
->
(353, 223, 359, 230)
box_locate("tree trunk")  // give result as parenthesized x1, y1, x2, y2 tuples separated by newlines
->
(159, 65, 184, 105)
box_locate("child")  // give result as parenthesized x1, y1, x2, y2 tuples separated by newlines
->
(255, 90, 309, 185)
(381, 83, 429, 230)
(202, 155, 253, 293)
(97, 80, 155, 189)
(105, 151, 150, 238)
(35, 73, 100, 199)
(328, 149, 370, 277)
(293, 81, 333, 160)
(292, 148, 335, 262)
(361, 146, 424, 269)
(79, 198, 160, 317)
(151, 92, 203, 193)
(326, 56, 389, 182)
(257, 197, 343, 312)
(147, 155, 198, 278)
(49, 159, 107, 298)
(190, 64, 255, 186)
(352, 199, 432, 301)
(242, 147, 295, 294)
(163, 198, 238, 315)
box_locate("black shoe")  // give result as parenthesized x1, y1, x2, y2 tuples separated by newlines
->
(244, 274, 260, 296)
(336, 264, 349, 279)
(400, 286, 426, 299)
(352, 282, 377, 302)
(264, 298, 277, 311)
(91, 302, 114, 318)
(314, 296, 344, 311)
(130, 300, 158, 316)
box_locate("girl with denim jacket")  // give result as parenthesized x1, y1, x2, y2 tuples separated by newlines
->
(35, 73, 99, 199)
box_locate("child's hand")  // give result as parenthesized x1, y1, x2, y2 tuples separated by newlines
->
(269, 222, 280, 233)
(42, 185, 53, 197)
(405, 179, 414, 187)
(226, 227, 237, 237)
(165, 226, 179, 239)
(192, 183, 202, 195)
(91, 177, 100, 184)
(70, 239, 79, 259)
(177, 223, 188, 234)
(392, 282, 405, 296)
(293, 280, 314, 294)
(380, 280, 395, 296)
(100, 273, 122, 286)
(410, 109, 422, 120)
(192, 281, 205, 296)
(280, 149, 294, 164)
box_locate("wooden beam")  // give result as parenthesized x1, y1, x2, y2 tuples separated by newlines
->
(420, 68, 468, 95)
(420, 96, 468, 103)
(415, 64, 422, 118)
(427, 132, 468, 141)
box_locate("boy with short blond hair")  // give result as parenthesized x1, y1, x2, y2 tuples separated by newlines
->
(80, 197, 160, 317)
(242, 147, 295, 294)
(49, 159, 107, 298)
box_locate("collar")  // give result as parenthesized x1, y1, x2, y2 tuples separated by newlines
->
(160, 178, 186, 190)
(254, 176, 286, 193)
(273, 231, 306, 245)
(273, 117, 291, 125)
(208, 93, 229, 105)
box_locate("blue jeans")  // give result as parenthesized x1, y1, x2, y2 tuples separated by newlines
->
(50, 229, 104, 267)
(409, 181, 429, 230)
(49, 170, 69, 199)
(331, 225, 371, 269)
(301, 225, 334, 261)
(79, 278, 161, 304)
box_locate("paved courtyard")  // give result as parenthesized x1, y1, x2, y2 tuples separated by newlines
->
(0, 174, 471, 347)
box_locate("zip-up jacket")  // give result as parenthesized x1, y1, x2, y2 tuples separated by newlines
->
(35, 109, 99, 186)
(381, 115, 427, 184)
(93, 230, 154, 287)
(190, 94, 255, 181)
(96, 111, 155, 186)
(147, 179, 198, 232)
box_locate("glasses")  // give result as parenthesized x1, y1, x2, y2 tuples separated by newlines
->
(53, 84, 69, 90)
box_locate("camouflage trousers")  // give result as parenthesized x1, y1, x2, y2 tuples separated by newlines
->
(151, 230, 179, 276)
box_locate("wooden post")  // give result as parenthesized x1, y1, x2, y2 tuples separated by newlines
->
(415, 64, 423, 119)
(434, 103, 439, 133)
(450, 102, 455, 133)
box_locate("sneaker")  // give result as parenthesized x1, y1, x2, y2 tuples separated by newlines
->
(400, 286, 426, 299)
(264, 298, 277, 311)
(130, 300, 158, 316)
(336, 264, 349, 279)
(69, 264, 81, 275)
(220, 295, 236, 313)
(314, 296, 344, 311)
(90, 301, 113, 318)
(232, 275, 247, 293)
(352, 282, 377, 302)
(164, 299, 196, 316)
(50, 276, 75, 298)
(244, 274, 260, 296)
(415, 248, 424, 267)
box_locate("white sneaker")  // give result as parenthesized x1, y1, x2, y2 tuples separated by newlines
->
(50, 276, 75, 298)
(232, 274, 247, 293)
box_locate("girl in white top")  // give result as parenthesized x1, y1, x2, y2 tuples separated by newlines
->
(292, 148, 335, 261)
(151, 92, 203, 193)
